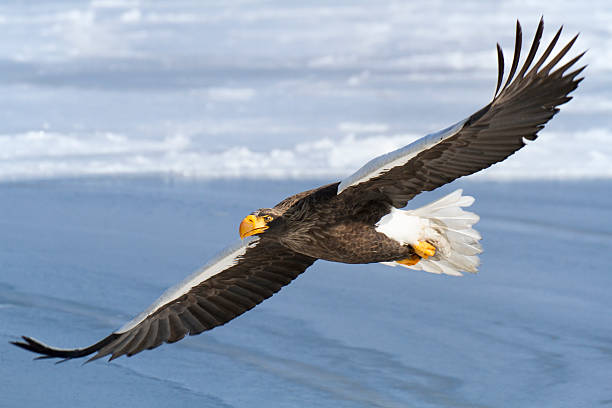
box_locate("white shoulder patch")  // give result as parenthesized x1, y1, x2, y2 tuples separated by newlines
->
(116, 236, 260, 334)
(337, 119, 467, 194)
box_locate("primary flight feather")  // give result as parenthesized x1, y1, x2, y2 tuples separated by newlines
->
(13, 18, 585, 362)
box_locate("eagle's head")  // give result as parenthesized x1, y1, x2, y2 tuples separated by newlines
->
(239, 208, 283, 239)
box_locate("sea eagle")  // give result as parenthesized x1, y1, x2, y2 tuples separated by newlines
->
(13, 19, 584, 362)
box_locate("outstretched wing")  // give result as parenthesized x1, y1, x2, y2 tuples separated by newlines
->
(337, 19, 585, 208)
(12, 237, 316, 362)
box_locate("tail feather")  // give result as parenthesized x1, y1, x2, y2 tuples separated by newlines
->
(448, 240, 482, 256)
(388, 189, 483, 276)
(433, 212, 480, 229)
(412, 189, 474, 212)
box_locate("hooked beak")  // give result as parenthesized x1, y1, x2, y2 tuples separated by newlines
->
(239, 214, 269, 239)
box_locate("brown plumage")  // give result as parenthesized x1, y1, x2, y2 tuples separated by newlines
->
(16, 239, 316, 362)
(13, 19, 585, 362)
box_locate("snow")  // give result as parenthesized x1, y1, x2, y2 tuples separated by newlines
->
(0, 1, 609, 181)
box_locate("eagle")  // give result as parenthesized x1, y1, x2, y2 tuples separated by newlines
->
(13, 19, 584, 363)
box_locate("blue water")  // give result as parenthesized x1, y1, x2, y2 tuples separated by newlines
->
(2, 178, 612, 407)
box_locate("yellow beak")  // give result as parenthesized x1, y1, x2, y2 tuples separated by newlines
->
(239, 214, 269, 239)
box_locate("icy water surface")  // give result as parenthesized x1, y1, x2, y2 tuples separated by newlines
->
(2, 178, 611, 407)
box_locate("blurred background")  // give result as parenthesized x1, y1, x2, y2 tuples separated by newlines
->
(2, 2, 612, 408)
(0, 0, 610, 181)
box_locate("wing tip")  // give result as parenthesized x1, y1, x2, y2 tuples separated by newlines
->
(493, 17, 584, 99)
(11, 336, 44, 354)
(11, 333, 122, 363)
(494, 43, 504, 96)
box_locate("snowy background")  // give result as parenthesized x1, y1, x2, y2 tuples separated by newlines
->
(1, 1, 612, 407)
(0, 0, 610, 181)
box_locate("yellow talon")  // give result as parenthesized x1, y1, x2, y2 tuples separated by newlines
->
(396, 254, 421, 266)
(413, 241, 436, 259)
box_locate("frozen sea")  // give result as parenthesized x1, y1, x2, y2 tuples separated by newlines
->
(1, 0, 612, 407)
(2, 178, 612, 408)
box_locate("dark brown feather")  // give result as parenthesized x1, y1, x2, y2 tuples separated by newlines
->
(12, 239, 315, 361)
(338, 19, 585, 209)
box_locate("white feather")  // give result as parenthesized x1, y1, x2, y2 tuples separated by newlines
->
(338, 119, 467, 193)
(378, 189, 483, 277)
(375, 208, 430, 246)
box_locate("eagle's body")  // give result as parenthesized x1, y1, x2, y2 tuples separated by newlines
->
(13, 19, 585, 363)
(267, 182, 414, 264)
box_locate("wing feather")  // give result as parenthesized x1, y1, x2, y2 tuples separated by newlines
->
(11, 238, 316, 362)
(501, 20, 522, 91)
(123, 321, 151, 355)
(494, 43, 504, 96)
(337, 19, 585, 208)
(516, 18, 543, 80)
(140, 319, 159, 351)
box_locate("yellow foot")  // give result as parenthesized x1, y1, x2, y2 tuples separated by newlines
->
(412, 241, 436, 259)
(396, 254, 421, 266)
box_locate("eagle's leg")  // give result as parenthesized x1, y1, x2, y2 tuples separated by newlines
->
(396, 241, 436, 266)
(412, 241, 436, 259)
(396, 253, 421, 266)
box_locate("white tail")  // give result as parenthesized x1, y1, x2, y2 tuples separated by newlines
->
(379, 189, 482, 276)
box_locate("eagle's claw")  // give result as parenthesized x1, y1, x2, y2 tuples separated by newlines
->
(413, 241, 436, 259)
